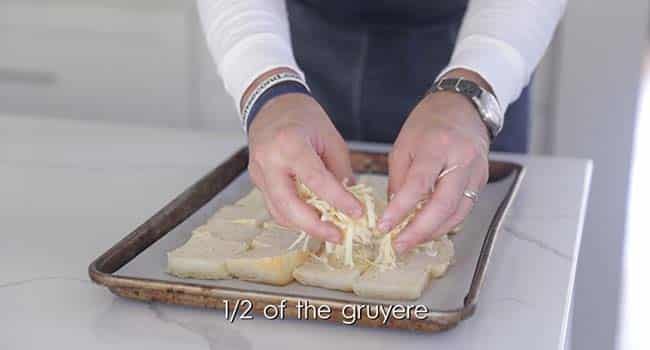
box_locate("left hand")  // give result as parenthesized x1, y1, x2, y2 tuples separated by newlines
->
(378, 71, 492, 254)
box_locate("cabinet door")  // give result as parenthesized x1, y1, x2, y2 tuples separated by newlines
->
(0, 2, 193, 128)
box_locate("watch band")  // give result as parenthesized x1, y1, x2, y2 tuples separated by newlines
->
(435, 78, 483, 99)
(430, 77, 503, 140)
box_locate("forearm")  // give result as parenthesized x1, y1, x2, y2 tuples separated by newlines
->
(439, 0, 567, 108)
(197, 0, 302, 111)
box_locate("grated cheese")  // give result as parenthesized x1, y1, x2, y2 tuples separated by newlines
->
(296, 180, 430, 271)
(287, 230, 312, 252)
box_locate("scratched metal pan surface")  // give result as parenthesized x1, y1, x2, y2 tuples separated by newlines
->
(89, 143, 524, 332)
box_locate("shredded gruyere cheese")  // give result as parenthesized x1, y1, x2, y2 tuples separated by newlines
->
(287, 230, 312, 252)
(297, 181, 380, 268)
(296, 180, 428, 271)
(417, 240, 439, 257)
(373, 233, 397, 270)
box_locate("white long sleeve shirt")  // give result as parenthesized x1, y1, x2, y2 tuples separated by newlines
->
(198, 0, 566, 112)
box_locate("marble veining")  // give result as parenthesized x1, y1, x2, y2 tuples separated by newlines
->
(148, 303, 253, 350)
(503, 225, 573, 261)
(0, 276, 90, 289)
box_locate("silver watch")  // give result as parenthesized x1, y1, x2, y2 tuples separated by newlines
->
(431, 77, 504, 139)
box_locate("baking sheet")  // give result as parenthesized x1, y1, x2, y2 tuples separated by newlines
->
(116, 156, 517, 311)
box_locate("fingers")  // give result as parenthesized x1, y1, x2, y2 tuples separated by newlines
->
(433, 193, 473, 237)
(387, 147, 413, 200)
(249, 160, 291, 228)
(320, 133, 355, 185)
(293, 147, 363, 218)
(430, 162, 488, 237)
(264, 170, 342, 243)
(393, 167, 470, 254)
(378, 155, 445, 232)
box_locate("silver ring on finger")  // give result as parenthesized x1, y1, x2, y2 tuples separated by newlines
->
(462, 189, 479, 202)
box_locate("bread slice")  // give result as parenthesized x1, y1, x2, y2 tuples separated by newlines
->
(208, 204, 270, 226)
(293, 255, 369, 292)
(351, 235, 455, 300)
(203, 203, 269, 242)
(225, 228, 320, 285)
(352, 252, 432, 300)
(419, 234, 455, 278)
(201, 220, 261, 242)
(167, 230, 249, 280)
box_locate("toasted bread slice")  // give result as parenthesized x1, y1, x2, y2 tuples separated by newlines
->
(167, 230, 249, 280)
(225, 228, 320, 285)
(352, 252, 431, 300)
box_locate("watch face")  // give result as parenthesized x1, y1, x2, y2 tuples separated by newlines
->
(484, 94, 502, 117)
(478, 92, 503, 135)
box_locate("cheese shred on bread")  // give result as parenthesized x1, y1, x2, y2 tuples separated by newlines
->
(353, 252, 433, 300)
(226, 228, 321, 285)
(293, 251, 370, 292)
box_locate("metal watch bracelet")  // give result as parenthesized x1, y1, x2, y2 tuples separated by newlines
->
(430, 77, 504, 139)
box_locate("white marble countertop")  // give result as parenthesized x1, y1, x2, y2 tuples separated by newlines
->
(0, 115, 592, 350)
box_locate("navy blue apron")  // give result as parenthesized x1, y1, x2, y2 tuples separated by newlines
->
(286, 0, 530, 153)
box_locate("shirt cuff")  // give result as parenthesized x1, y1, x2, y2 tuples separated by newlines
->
(245, 81, 310, 133)
(216, 33, 305, 107)
(437, 35, 530, 109)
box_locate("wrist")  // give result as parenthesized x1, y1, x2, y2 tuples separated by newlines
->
(248, 93, 317, 137)
(422, 91, 491, 144)
(240, 68, 310, 133)
(431, 71, 503, 141)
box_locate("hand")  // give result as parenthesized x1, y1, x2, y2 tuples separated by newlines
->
(247, 93, 363, 243)
(378, 72, 491, 254)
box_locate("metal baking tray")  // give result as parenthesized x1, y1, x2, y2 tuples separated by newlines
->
(89, 144, 524, 332)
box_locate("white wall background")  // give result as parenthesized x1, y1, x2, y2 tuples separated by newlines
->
(531, 1, 649, 349)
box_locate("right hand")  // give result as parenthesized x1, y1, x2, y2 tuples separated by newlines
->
(247, 93, 363, 243)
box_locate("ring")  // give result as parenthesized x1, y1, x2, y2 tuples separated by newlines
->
(463, 190, 479, 202)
